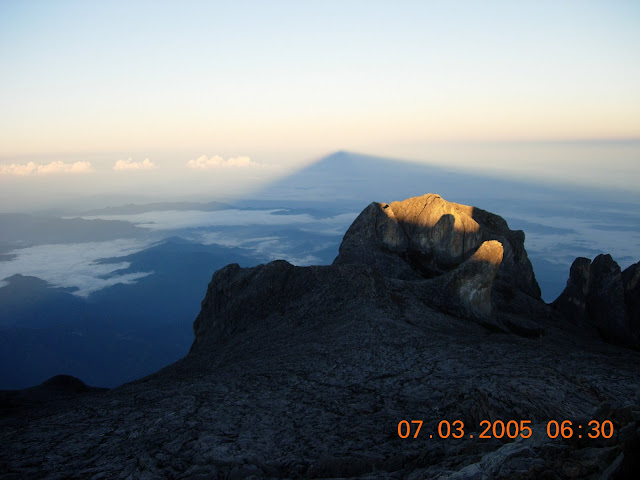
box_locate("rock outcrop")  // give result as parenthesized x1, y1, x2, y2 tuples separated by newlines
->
(191, 195, 546, 340)
(334, 194, 545, 331)
(436, 240, 504, 318)
(0, 375, 107, 418)
(335, 194, 540, 298)
(1, 194, 639, 480)
(623, 261, 640, 340)
(553, 255, 640, 349)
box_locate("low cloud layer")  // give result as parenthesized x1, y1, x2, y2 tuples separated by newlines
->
(502, 211, 640, 269)
(0, 239, 153, 297)
(0, 161, 92, 176)
(196, 233, 330, 266)
(186, 155, 261, 170)
(82, 209, 359, 231)
(113, 158, 155, 171)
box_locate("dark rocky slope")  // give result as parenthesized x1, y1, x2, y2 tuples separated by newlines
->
(553, 255, 640, 349)
(1, 194, 639, 479)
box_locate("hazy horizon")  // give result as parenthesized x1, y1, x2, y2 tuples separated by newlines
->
(1, 141, 640, 213)
(2, 2, 639, 213)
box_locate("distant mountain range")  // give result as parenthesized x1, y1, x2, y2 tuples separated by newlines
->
(0, 213, 147, 248)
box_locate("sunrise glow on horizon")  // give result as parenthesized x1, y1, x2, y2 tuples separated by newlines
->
(1, 1, 639, 156)
(1, 1, 640, 210)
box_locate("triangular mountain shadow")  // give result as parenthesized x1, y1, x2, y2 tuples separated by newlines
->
(238, 150, 635, 214)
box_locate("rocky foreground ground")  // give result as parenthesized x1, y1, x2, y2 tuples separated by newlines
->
(1, 194, 639, 479)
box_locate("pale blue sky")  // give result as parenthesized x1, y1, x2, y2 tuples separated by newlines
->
(2, 0, 639, 155)
(0, 1, 639, 207)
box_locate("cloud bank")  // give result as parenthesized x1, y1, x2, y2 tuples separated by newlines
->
(0, 239, 154, 297)
(0, 161, 92, 176)
(82, 209, 359, 231)
(113, 158, 155, 171)
(186, 155, 261, 170)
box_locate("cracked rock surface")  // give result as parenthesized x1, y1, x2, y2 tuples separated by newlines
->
(1, 194, 639, 479)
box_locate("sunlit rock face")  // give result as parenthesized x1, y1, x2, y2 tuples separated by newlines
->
(383, 195, 482, 265)
(336, 194, 538, 291)
(334, 194, 541, 322)
(439, 240, 504, 318)
(334, 194, 482, 276)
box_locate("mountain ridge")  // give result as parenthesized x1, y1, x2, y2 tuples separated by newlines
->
(1, 193, 639, 479)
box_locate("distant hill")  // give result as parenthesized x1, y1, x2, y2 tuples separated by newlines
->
(0, 238, 257, 389)
(0, 213, 146, 246)
(0, 274, 89, 329)
(89, 237, 254, 330)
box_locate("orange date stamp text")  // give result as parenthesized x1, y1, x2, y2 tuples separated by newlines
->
(397, 419, 614, 440)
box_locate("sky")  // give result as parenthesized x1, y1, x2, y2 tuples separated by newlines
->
(1, 0, 639, 208)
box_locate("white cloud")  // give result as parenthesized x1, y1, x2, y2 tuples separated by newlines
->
(0, 161, 92, 176)
(0, 239, 154, 297)
(500, 210, 640, 271)
(196, 233, 339, 266)
(113, 158, 155, 171)
(81, 209, 359, 231)
(186, 155, 262, 170)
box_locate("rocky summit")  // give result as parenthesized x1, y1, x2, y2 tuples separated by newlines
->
(1, 194, 639, 480)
